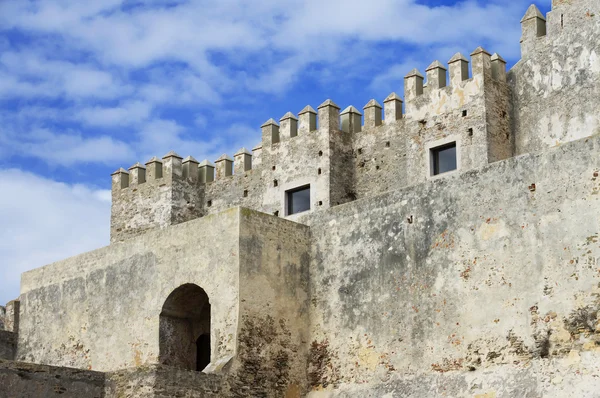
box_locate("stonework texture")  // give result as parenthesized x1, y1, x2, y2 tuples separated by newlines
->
(2, 0, 600, 397)
(0, 332, 16, 361)
(0, 360, 105, 398)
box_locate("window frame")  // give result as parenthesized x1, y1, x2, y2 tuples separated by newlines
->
(426, 136, 461, 179)
(285, 184, 311, 216)
(431, 142, 457, 176)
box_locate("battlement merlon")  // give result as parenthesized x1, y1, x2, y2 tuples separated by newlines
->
(341, 106, 362, 134)
(425, 60, 447, 90)
(364, 99, 383, 128)
(318, 99, 341, 133)
(233, 148, 252, 174)
(448, 53, 469, 86)
(215, 154, 234, 179)
(279, 112, 299, 139)
(128, 162, 146, 186)
(199, 160, 215, 183)
(182, 156, 199, 181)
(383, 93, 403, 122)
(298, 106, 317, 134)
(520, 4, 547, 57)
(261, 118, 280, 147)
(491, 53, 507, 82)
(3, 300, 19, 333)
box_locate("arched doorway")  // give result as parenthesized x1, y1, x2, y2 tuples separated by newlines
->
(159, 284, 211, 371)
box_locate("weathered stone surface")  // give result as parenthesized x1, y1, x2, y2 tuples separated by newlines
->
(4, 300, 19, 333)
(0, 332, 16, 360)
(105, 365, 224, 397)
(6, 1, 600, 397)
(298, 134, 600, 395)
(0, 359, 105, 398)
(306, 358, 600, 397)
(510, 0, 600, 155)
(17, 208, 310, 397)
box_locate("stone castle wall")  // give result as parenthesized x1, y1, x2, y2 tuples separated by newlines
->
(0, 360, 105, 398)
(3, 1, 600, 397)
(109, 50, 512, 243)
(510, 0, 600, 155)
(0, 332, 16, 361)
(16, 208, 311, 397)
(18, 209, 243, 371)
(299, 133, 600, 396)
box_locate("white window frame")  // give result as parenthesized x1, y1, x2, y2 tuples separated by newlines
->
(425, 136, 461, 180)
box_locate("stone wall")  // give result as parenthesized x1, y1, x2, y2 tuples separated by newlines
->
(0, 332, 16, 360)
(18, 206, 312, 398)
(510, 0, 600, 155)
(105, 365, 223, 398)
(352, 53, 510, 201)
(18, 209, 242, 372)
(299, 134, 600, 396)
(306, 358, 600, 397)
(109, 52, 511, 243)
(0, 359, 105, 398)
(3, 300, 19, 333)
(224, 209, 310, 397)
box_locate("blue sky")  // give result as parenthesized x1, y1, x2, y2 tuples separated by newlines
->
(0, 0, 550, 305)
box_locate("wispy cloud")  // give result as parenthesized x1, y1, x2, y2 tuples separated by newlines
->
(0, 0, 549, 303)
(0, 0, 540, 168)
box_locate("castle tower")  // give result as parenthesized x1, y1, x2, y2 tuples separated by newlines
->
(110, 151, 205, 242)
(509, 0, 600, 155)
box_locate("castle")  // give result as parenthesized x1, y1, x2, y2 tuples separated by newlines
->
(1, 1, 600, 396)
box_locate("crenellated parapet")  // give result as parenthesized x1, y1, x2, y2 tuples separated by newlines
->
(510, 0, 600, 156)
(520, 0, 599, 56)
(338, 47, 512, 196)
(110, 47, 512, 241)
(109, 1, 599, 243)
(111, 151, 207, 242)
(110, 44, 514, 242)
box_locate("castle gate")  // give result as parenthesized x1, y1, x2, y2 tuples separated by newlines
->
(159, 284, 211, 371)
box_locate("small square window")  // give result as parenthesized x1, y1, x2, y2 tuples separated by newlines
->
(286, 185, 311, 215)
(431, 142, 457, 176)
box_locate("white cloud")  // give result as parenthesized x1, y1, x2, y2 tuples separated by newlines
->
(0, 169, 110, 305)
(17, 128, 135, 166)
(0, 0, 534, 102)
(369, 59, 420, 93)
(0, 50, 131, 100)
(0, 0, 546, 307)
(76, 100, 153, 127)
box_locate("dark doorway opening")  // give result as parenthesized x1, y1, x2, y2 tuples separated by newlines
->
(196, 334, 211, 371)
(159, 284, 211, 371)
